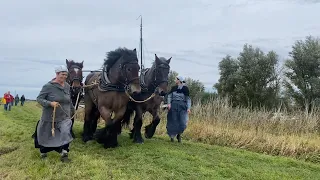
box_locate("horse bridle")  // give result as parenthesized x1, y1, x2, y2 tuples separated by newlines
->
(105, 61, 140, 91)
(142, 63, 170, 93)
(67, 65, 83, 86)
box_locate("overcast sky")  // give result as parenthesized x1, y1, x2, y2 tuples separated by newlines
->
(1, 0, 319, 99)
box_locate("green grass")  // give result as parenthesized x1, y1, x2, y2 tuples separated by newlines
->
(1, 102, 320, 179)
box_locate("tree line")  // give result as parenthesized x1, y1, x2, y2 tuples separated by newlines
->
(167, 35, 320, 111)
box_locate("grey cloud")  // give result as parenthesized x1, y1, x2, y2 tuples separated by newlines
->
(0, 0, 319, 99)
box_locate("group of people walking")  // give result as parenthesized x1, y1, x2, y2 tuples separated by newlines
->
(1, 91, 26, 111)
(33, 65, 191, 163)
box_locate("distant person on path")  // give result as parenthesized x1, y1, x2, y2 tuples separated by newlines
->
(33, 65, 74, 162)
(15, 94, 20, 106)
(166, 76, 191, 143)
(2, 94, 7, 110)
(9, 92, 14, 107)
(4, 91, 13, 111)
(20, 95, 26, 106)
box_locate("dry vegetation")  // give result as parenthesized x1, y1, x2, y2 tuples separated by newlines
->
(75, 97, 320, 163)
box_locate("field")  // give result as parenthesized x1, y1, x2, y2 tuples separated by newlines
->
(1, 101, 320, 179)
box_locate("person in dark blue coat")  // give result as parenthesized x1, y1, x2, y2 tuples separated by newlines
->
(166, 76, 191, 143)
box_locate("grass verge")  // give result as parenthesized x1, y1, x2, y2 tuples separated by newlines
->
(1, 102, 320, 179)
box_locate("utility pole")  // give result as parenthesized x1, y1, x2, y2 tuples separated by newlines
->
(137, 15, 143, 75)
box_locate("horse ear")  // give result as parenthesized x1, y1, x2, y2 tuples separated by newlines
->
(167, 57, 172, 64)
(66, 59, 70, 68)
(81, 60, 84, 68)
(155, 54, 160, 63)
(133, 48, 136, 53)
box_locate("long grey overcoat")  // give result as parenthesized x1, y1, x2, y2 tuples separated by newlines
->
(36, 80, 75, 147)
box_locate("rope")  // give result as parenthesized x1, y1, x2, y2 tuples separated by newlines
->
(52, 105, 57, 137)
(82, 80, 99, 88)
(74, 91, 80, 110)
(51, 102, 80, 137)
(125, 91, 155, 103)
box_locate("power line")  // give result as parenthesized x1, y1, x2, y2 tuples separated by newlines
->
(1, 55, 220, 74)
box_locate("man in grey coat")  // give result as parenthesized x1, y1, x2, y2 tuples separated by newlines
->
(34, 65, 75, 162)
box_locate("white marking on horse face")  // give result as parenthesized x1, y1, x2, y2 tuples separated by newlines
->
(74, 68, 79, 74)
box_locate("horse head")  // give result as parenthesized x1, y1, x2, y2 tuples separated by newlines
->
(143, 54, 171, 96)
(66, 59, 84, 106)
(103, 48, 141, 94)
(66, 59, 84, 88)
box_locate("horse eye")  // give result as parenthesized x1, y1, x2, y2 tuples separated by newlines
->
(127, 68, 132, 72)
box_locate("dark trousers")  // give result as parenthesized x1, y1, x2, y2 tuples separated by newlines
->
(5, 103, 11, 111)
(39, 144, 70, 153)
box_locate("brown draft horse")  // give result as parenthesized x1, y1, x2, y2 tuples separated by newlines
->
(122, 54, 171, 143)
(82, 47, 141, 148)
(66, 59, 84, 138)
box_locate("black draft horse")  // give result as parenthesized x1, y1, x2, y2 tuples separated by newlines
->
(122, 54, 171, 143)
(82, 48, 142, 148)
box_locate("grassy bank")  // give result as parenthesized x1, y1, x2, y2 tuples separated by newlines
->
(75, 97, 320, 163)
(1, 102, 320, 179)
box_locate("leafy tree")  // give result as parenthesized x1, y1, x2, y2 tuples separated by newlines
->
(184, 77, 205, 102)
(167, 70, 178, 90)
(284, 36, 320, 111)
(214, 55, 239, 105)
(214, 44, 281, 109)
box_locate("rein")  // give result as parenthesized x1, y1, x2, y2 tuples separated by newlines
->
(125, 91, 156, 103)
(51, 92, 81, 137)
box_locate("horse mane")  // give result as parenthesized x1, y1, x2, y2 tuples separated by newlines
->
(103, 47, 138, 68)
(66, 59, 83, 69)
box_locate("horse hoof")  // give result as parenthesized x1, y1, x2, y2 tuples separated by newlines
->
(133, 138, 144, 144)
(129, 132, 134, 139)
(82, 136, 92, 143)
(104, 142, 119, 149)
(144, 132, 153, 139)
(134, 141, 144, 144)
(96, 137, 105, 144)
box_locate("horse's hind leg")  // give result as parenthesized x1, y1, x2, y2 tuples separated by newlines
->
(145, 109, 160, 139)
(90, 107, 100, 136)
(122, 107, 134, 138)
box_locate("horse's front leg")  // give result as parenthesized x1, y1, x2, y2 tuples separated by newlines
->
(145, 108, 160, 139)
(82, 97, 94, 143)
(98, 106, 126, 149)
(132, 107, 144, 144)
